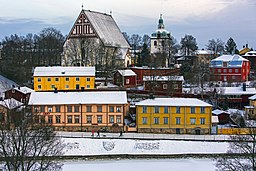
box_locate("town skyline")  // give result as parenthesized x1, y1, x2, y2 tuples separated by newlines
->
(0, 0, 255, 49)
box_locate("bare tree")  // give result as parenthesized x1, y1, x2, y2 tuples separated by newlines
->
(0, 103, 63, 171)
(206, 38, 224, 58)
(180, 34, 198, 56)
(215, 127, 256, 171)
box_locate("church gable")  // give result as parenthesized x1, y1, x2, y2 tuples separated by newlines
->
(68, 11, 97, 38)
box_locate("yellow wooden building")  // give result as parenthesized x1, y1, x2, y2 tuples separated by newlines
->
(28, 91, 128, 132)
(136, 98, 212, 134)
(33, 66, 95, 91)
(244, 94, 256, 119)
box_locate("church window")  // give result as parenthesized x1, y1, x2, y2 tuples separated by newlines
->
(154, 41, 157, 46)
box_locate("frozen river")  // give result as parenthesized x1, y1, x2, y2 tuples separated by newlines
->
(62, 158, 216, 171)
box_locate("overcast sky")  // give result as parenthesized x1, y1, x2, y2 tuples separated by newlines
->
(0, 0, 255, 49)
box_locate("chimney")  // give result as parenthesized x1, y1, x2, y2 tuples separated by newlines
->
(242, 83, 246, 91)
(246, 44, 248, 48)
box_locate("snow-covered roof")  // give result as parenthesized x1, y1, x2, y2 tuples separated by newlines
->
(222, 87, 256, 95)
(0, 98, 23, 109)
(0, 75, 17, 93)
(211, 54, 248, 62)
(136, 98, 212, 107)
(212, 109, 229, 115)
(33, 66, 95, 77)
(118, 70, 136, 76)
(244, 51, 256, 57)
(28, 91, 127, 105)
(196, 50, 214, 55)
(83, 10, 130, 49)
(143, 76, 184, 82)
(212, 116, 219, 123)
(249, 94, 256, 100)
(14, 86, 34, 94)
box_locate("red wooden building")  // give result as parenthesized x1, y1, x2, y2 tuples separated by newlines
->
(130, 67, 180, 85)
(212, 109, 230, 124)
(210, 54, 250, 82)
(114, 70, 137, 88)
(5, 86, 34, 104)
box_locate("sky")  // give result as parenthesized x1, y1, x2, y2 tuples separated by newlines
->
(0, 0, 255, 49)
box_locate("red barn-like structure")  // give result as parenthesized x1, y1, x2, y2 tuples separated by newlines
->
(114, 70, 137, 88)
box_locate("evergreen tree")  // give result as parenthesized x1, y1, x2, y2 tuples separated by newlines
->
(225, 37, 238, 54)
(140, 43, 150, 66)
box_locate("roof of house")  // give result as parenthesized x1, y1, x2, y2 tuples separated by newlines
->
(244, 51, 256, 57)
(118, 70, 136, 76)
(33, 66, 95, 77)
(249, 94, 256, 100)
(212, 109, 230, 115)
(211, 54, 249, 62)
(14, 86, 34, 94)
(135, 98, 212, 107)
(196, 50, 214, 55)
(28, 91, 127, 105)
(0, 98, 23, 109)
(221, 87, 256, 95)
(0, 75, 17, 93)
(143, 76, 184, 82)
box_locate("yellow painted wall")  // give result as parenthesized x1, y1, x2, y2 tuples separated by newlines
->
(137, 105, 212, 130)
(34, 76, 95, 91)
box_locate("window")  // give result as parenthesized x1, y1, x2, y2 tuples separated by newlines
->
(154, 117, 159, 124)
(164, 106, 169, 114)
(86, 85, 90, 88)
(38, 85, 41, 90)
(218, 69, 221, 73)
(76, 77, 80, 81)
(56, 115, 61, 124)
(47, 106, 53, 112)
(164, 117, 168, 124)
(97, 115, 102, 123)
(40, 106, 45, 113)
(176, 117, 181, 125)
(67, 106, 72, 112)
(51, 85, 55, 89)
(34, 107, 39, 113)
(55, 77, 59, 82)
(232, 76, 236, 79)
(190, 118, 196, 125)
(67, 115, 72, 123)
(126, 79, 130, 84)
(109, 106, 114, 112)
(200, 107, 205, 114)
(86, 106, 92, 112)
(116, 115, 121, 123)
(176, 107, 180, 114)
(87, 115, 92, 123)
(47, 78, 51, 82)
(154, 41, 157, 46)
(55, 106, 60, 112)
(163, 84, 167, 89)
(116, 106, 121, 112)
(235, 69, 239, 73)
(142, 106, 147, 113)
(109, 116, 114, 123)
(86, 77, 90, 82)
(154, 106, 160, 113)
(37, 78, 41, 82)
(75, 115, 80, 123)
(65, 85, 69, 89)
(191, 107, 195, 114)
(229, 69, 232, 73)
(66, 77, 69, 81)
(97, 106, 102, 112)
(200, 118, 206, 125)
(48, 115, 53, 124)
(173, 84, 178, 89)
(142, 117, 147, 124)
(40, 116, 45, 123)
(223, 69, 227, 73)
(74, 106, 80, 112)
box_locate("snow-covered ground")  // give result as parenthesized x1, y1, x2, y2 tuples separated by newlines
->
(63, 138, 228, 156)
(62, 159, 216, 171)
